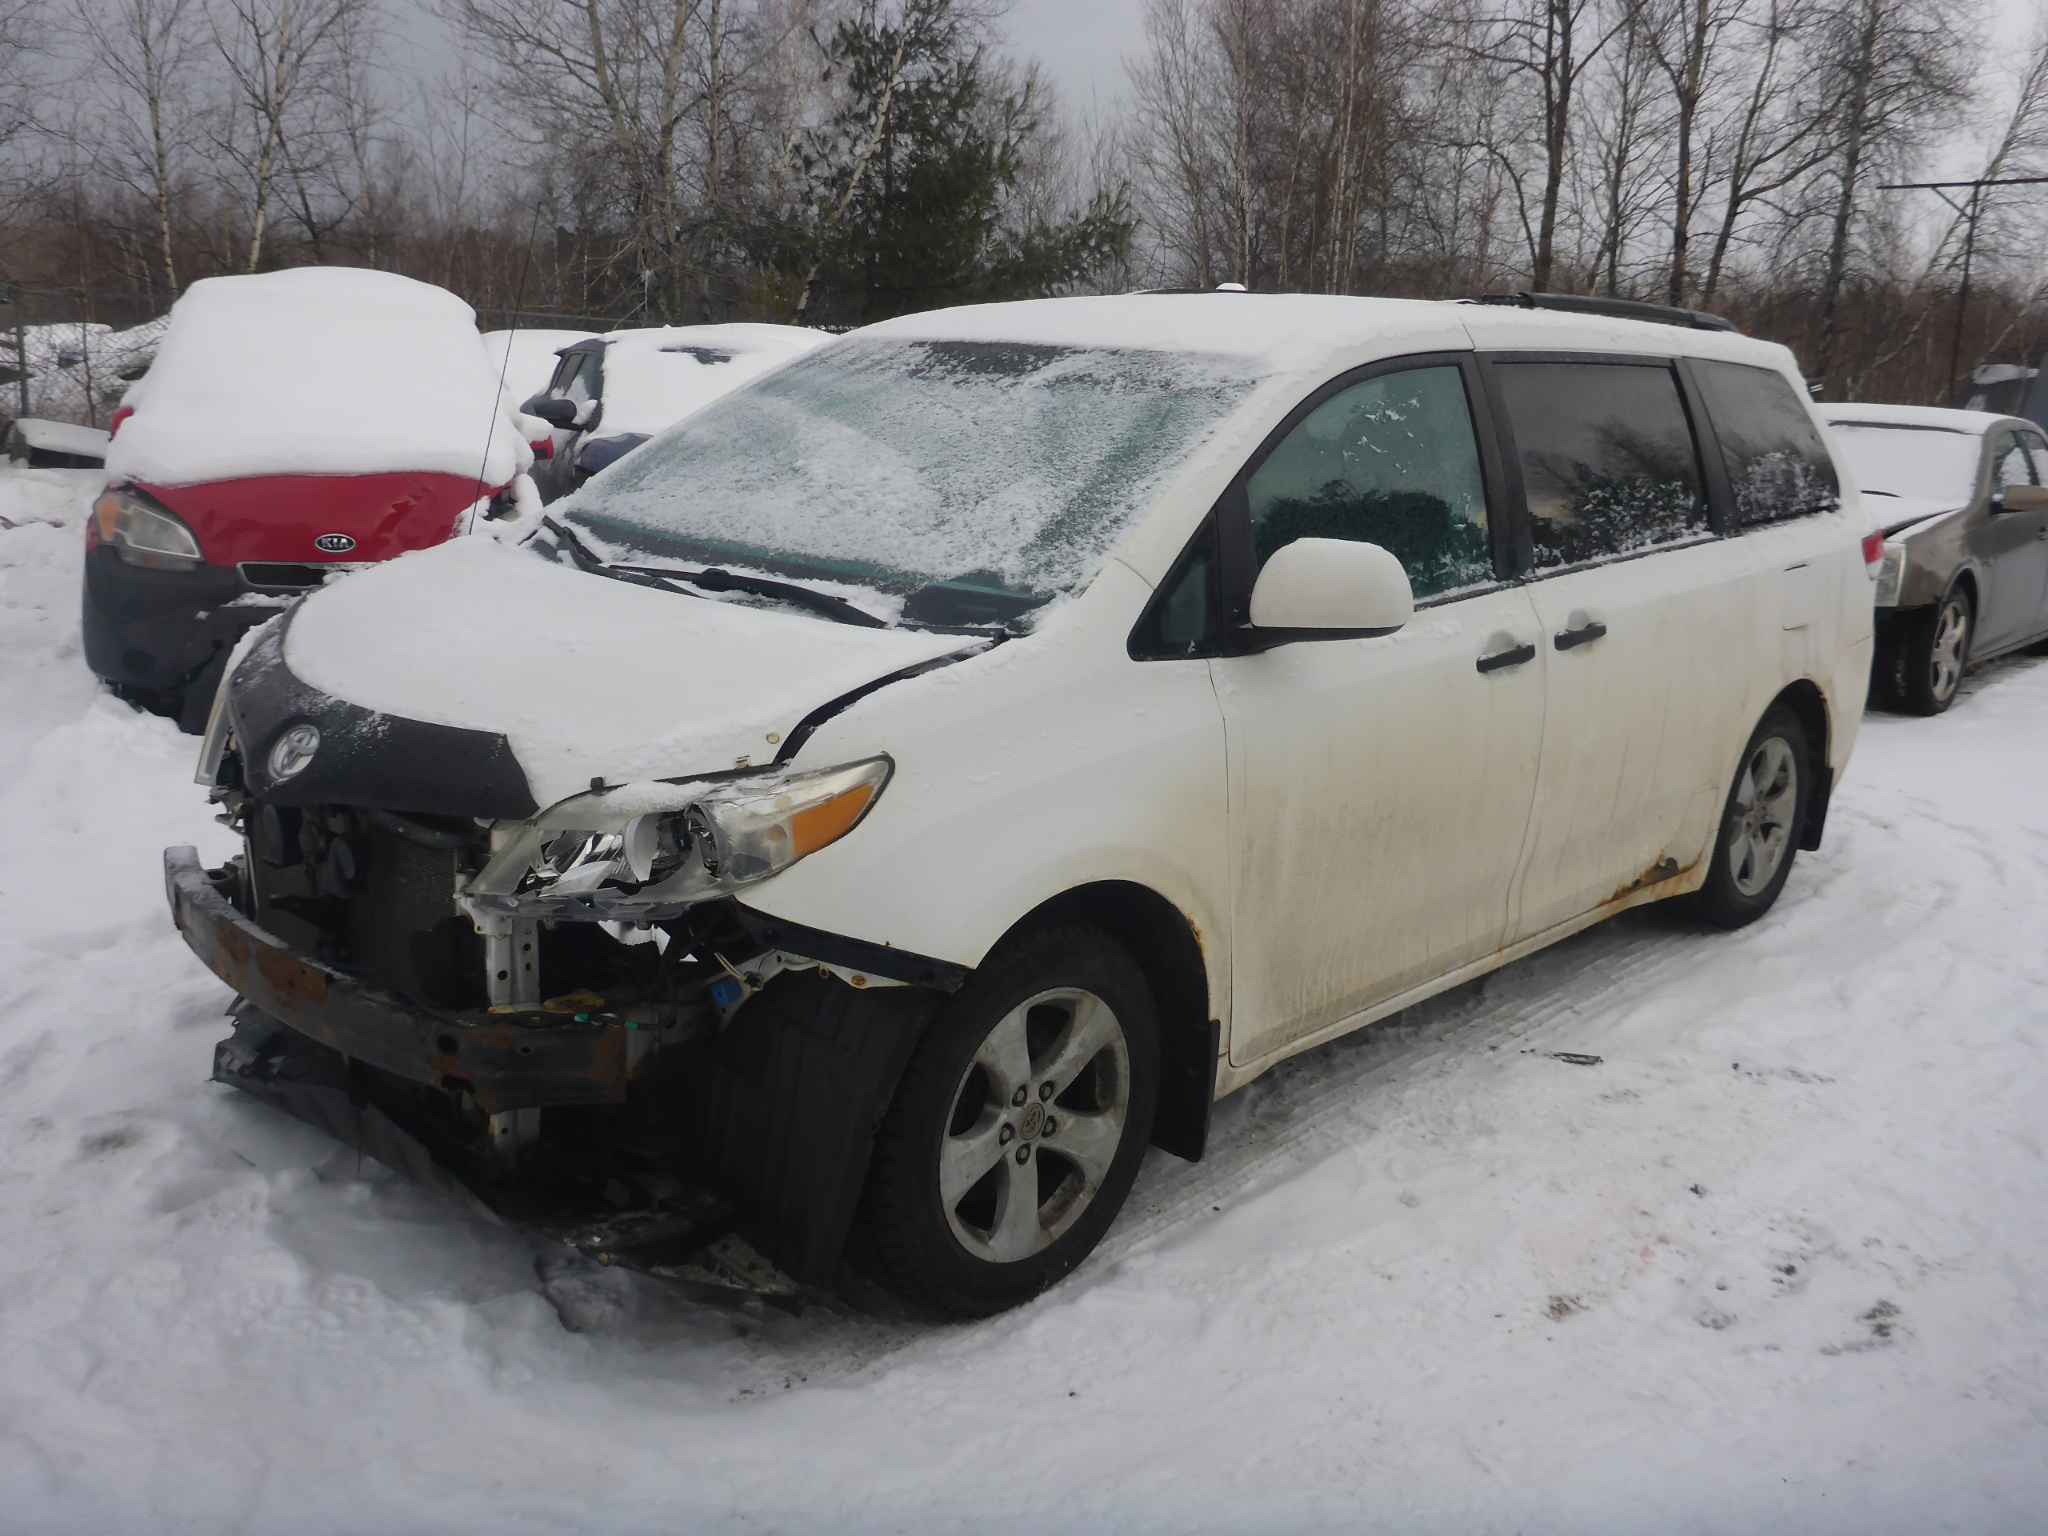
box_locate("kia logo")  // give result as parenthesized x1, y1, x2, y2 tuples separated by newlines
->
(314, 533, 357, 554)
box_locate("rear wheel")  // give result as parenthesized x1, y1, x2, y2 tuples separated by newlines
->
(1692, 707, 1810, 930)
(861, 926, 1158, 1317)
(1895, 588, 1972, 715)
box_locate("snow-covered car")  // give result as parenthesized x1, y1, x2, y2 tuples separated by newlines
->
(1820, 404, 2048, 714)
(82, 269, 529, 730)
(521, 323, 828, 502)
(482, 327, 598, 402)
(6, 417, 109, 469)
(165, 293, 1874, 1316)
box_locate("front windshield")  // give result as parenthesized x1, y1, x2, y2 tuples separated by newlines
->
(1827, 423, 1980, 504)
(559, 337, 1261, 617)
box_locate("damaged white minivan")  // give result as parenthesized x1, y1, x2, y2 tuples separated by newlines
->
(167, 292, 1874, 1315)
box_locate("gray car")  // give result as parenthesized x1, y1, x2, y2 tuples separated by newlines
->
(1822, 404, 2048, 714)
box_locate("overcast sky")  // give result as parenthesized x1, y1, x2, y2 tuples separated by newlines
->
(395, 0, 2044, 172)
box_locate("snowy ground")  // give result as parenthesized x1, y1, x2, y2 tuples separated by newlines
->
(2, 466, 2044, 1533)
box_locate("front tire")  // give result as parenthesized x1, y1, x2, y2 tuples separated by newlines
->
(861, 926, 1159, 1317)
(1692, 706, 1810, 930)
(1895, 588, 1972, 715)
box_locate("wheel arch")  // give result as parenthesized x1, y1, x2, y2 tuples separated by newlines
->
(993, 881, 1218, 1162)
(1769, 678, 1832, 851)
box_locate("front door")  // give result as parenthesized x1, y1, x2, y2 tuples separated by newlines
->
(1213, 358, 1548, 1067)
(1484, 356, 1758, 943)
(1972, 430, 2048, 653)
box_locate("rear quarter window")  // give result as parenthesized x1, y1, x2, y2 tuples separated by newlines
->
(1692, 360, 1839, 527)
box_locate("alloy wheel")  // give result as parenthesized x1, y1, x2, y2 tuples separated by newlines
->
(1728, 735, 1800, 898)
(1930, 597, 1969, 703)
(938, 988, 1131, 1263)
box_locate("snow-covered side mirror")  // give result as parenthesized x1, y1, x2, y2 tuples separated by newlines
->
(521, 395, 579, 430)
(1248, 538, 1413, 638)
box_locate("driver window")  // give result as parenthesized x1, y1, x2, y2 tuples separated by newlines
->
(1994, 432, 2039, 489)
(1247, 365, 1494, 601)
(561, 354, 599, 409)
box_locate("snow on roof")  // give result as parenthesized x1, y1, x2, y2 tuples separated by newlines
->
(861, 292, 1801, 378)
(1817, 403, 2005, 435)
(591, 324, 830, 438)
(482, 329, 595, 399)
(9, 419, 110, 458)
(107, 268, 526, 488)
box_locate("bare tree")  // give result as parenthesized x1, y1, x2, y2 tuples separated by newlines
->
(70, 0, 202, 293)
(1466, 0, 1627, 289)
(1809, 0, 1973, 392)
(208, 0, 370, 271)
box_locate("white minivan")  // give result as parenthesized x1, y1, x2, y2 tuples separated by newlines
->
(168, 293, 1876, 1315)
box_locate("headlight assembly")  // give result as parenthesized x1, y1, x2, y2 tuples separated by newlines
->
(463, 756, 893, 918)
(90, 487, 204, 571)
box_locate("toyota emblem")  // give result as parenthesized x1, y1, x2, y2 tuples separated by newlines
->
(314, 533, 357, 554)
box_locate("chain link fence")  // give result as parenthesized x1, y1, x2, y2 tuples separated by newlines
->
(0, 284, 166, 434)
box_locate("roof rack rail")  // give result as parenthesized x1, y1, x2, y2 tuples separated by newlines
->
(1468, 291, 1738, 333)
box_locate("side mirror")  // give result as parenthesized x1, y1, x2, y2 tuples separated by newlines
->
(521, 395, 579, 430)
(1994, 483, 2048, 513)
(1248, 537, 1414, 638)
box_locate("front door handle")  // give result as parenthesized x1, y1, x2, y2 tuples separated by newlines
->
(1554, 620, 1608, 651)
(1476, 641, 1537, 674)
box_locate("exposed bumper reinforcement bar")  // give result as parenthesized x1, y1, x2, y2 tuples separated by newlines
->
(163, 844, 628, 1114)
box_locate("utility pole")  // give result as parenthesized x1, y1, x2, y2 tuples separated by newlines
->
(0, 281, 25, 421)
(1878, 175, 2048, 404)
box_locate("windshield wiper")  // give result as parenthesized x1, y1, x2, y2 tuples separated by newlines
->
(1862, 488, 1900, 498)
(616, 563, 889, 629)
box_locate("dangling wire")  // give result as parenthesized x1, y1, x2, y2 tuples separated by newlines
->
(472, 194, 552, 517)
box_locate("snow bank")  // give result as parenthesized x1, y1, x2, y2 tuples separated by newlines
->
(592, 324, 829, 437)
(8, 418, 110, 461)
(106, 270, 525, 488)
(7, 460, 2048, 1531)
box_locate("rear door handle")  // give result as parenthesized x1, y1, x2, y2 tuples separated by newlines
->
(1475, 641, 1537, 674)
(1554, 620, 1608, 651)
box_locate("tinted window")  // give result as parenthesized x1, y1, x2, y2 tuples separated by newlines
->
(1247, 365, 1493, 600)
(1694, 360, 1839, 527)
(1495, 362, 1707, 568)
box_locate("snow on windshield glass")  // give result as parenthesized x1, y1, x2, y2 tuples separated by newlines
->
(561, 337, 1261, 602)
(1828, 423, 1979, 505)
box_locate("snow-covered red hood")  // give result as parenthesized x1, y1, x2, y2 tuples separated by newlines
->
(282, 538, 966, 806)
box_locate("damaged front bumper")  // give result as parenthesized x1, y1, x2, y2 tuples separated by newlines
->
(165, 845, 642, 1114)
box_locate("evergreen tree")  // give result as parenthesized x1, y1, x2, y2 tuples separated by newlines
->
(789, 0, 1132, 324)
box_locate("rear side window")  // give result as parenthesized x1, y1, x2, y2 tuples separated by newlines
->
(1246, 364, 1493, 600)
(1494, 362, 1708, 568)
(1692, 360, 1839, 527)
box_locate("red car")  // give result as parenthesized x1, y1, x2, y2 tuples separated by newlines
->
(82, 268, 530, 729)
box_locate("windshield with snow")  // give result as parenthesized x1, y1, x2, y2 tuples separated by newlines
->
(1826, 423, 1980, 505)
(558, 337, 1261, 622)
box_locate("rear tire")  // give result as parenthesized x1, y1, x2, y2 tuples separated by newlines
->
(1692, 706, 1810, 930)
(860, 925, 1158, 1318)
(1895, 588, 1972, 716)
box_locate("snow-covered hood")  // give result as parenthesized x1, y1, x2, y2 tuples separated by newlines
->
(1873, 495, 1967, 539)
(281, 538, 967, 806)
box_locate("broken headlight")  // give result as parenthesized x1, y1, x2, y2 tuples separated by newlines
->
(468, 756, 893, 916)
